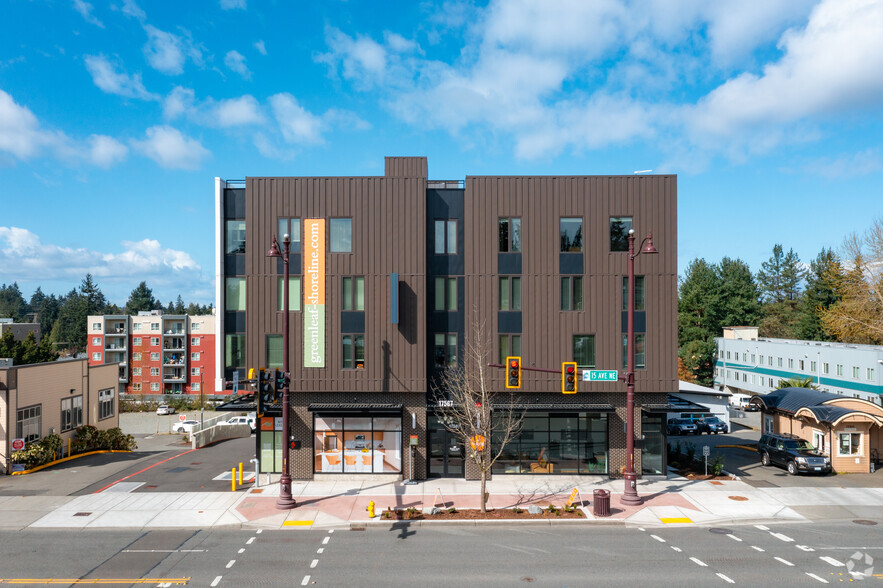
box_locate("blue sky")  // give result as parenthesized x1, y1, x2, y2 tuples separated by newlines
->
(2, 0, 882, 306)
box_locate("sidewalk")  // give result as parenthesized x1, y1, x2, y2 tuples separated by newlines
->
(5, 473, 883, 531)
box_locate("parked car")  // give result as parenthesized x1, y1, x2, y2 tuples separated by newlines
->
(156, 405, 175, 415)
(758, 432, 831, 475)
(225, 415, 256, 433)
(729, 393, 759, 411)
(667, 418, 698, 436)
(697, 416, 729, 434)
(172, 420, 199, 434)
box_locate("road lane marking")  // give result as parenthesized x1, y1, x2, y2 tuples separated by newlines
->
(690, 557, 708, 567)
(211, 577, 222, 587)
(226, 560, 235, 569)
(751, 546, 765, 552)
(310, 559, 319, 569)
(671, 546, 682, 553)
(322, 536, 330, 545)
(638, 527, 646, 532)
(328, 530, 334, 534)
(246, 537, 256, 545)
(796, 545, 815, 552)
(806, 573, 829, 583)
(317, 548, 324, 554)
(819, 556, 844, 567)
(770, 532, 793, 543)
(301, 576, 310, 586)
(774, 557, 794, 566)
(256, 529, 262, 534)
(238, 548, 245, 554)
(755, 525, 769, 531)
(727, 534, 743, 542)
(651, 535, 666, 543)
(716, 573, 735, 584)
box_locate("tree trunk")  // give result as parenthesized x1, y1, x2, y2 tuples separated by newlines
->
(480, 469, 487, 513)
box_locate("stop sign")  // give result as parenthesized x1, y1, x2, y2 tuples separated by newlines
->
(179, 414, 187, 422)
(11, 438, 25, 451)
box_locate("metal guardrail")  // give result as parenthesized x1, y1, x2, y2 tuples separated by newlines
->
(427, 180, 465, 189)
(225, 179, 246, 188)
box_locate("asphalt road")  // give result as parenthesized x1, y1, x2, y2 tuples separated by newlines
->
(0, 521, 880, 586)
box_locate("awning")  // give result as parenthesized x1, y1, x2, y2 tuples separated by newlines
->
(489, 402, 615, 412)
(308, 403, 403, 415)
(642, 394, 711, 414)
(215, 393, 257, 412)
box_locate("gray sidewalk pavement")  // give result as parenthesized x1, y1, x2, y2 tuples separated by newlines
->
(3, 473, 883, 531)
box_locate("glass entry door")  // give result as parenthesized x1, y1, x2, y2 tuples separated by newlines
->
(428, 418, 464, 477)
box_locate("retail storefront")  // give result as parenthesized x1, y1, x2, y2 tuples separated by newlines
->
(310, 406, 403, 474)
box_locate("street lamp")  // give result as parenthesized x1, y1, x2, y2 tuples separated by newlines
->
(622, 228, 658, 506)
(267, 233, 296, 509)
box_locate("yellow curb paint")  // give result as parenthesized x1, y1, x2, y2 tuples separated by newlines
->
(11, 450, 133, 475)
(283, 520, 314, 527)
(715, 445, 757, 452)
(660, 517, 693, 524)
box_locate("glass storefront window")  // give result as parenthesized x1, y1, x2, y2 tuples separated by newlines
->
(642, 414, 665, 475)
(314, 414, 401, 474)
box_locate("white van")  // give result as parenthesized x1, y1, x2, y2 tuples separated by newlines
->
(729, 393, 757, 411)
(225, 415, 256, 432)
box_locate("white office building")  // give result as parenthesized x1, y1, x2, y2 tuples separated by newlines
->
(714, 327, 883, 405)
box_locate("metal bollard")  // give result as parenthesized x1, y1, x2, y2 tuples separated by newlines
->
(238, 462, 243, 485)
(232, 468, 236, 492)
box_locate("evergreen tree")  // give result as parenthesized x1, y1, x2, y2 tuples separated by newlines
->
(186, 302, 201, 315)
(19, 331, 58, 364)
(125, 282, 159, 315)
(36, 294, 61, 340)
(716, 257, 761, 329)
(0, 282, 28, 321)
(757, 244, 804, 338)
(53, 289, 88, 350)
(678, 259, 722, 346)
(174, 295, 185, 314)
(80, 273, 109, 315)
(795, 248, 842, 341)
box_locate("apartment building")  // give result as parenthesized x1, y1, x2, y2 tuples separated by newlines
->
(86, 312, 216, 396)
(215, 157, 678, 480)
(714, 327, 883, 405)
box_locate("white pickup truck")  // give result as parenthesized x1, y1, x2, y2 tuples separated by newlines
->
(225, 415, 256, 433)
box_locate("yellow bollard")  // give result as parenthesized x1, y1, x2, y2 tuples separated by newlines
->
(232, 468, 236, 492)
(367, 500, 375, 518)
(67, 438, 71, 457)
(239, 462, 243, 485)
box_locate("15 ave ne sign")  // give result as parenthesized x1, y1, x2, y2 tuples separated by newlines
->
(582, 370, 618, 381)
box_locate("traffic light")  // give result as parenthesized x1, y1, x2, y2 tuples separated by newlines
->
(259, 368, 274, 406)
(562, 362, 577, 394)
(506, 356, 521, 389)
(274, 368, 288, 401)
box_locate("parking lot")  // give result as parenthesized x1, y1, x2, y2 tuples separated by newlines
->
(668, 411, 883, 488)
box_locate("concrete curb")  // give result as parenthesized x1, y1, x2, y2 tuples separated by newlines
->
(10, 450, 133, 475)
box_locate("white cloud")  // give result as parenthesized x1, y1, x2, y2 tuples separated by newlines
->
(131, 125, 210, 169)
(269, 93, 325, 145)
(0, 227, 201, 294)
(254, 40, 267, 55)
(162, 87, 264, 127)
(143, 25, 203, 75)
(84, 54, 158, 100)
(212, 95, 264, 127)
(318, 27, 388, 88)
(72, 0, 104, 28)
(224, 50, 251, 79)
(120, 0, 146, 20)
(804, 149, 883, 178)
(86, 134, 128, 167)
(0, 90, 63, 159)
(162, 86, 195, 120)
(220, 0, 246, 9)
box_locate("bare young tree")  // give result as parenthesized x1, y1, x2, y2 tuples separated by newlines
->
(431, 319, 523, 513)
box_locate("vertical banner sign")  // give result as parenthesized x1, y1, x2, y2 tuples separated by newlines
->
(304, 219, 326, 367)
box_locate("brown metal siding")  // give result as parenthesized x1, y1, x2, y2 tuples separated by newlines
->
(384, 156, 427, 178)
(464, 175, 678, 396)
(245, 176, 427, 395)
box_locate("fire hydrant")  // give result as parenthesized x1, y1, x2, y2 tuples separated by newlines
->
(367, 501, 375, 518)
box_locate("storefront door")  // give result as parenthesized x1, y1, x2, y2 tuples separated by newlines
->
(428, 423, 464, 477)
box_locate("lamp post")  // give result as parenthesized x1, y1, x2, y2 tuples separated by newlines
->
(622, 228, 658, 506)
(267, 233, 296, 509)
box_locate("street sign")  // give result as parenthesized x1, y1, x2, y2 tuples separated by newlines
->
(703, 445, 711, 457)
(179, 414, 187, 422)
(566, 487, 581, 507)
(11, 438, 25, 451)
(583, 370, 618, 381)
(470, 435, 486, 451)
(232, 371, 240, 395)
(409, 435, 419, 446)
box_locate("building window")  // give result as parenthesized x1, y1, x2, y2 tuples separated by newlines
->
(191, 337, 200, 346)
(150, 352, 160, 361)
(225, 220, 246, 254)
(434, 219, 457, 254)
(853, 366, 860, 379)
(16, 405, 41, 442)
(133, 323, 142, 331)
(560, 217, 583, 252)
(499, 218, 522, 252)
(342, 277, 365, 311)
(573, 335, 596, 368)
(788, 358, 794, 368)
(499, 276, 521, 311)
(150, 337, 159, 346)
(150, 382, 160, 391)
(727, 351, 731, 360)
(434, 333, 458, 367)
(759, 354, 764, 364)
(778, 357, 783, 367)
(751, 354, 756, 364)
(133, 383, 142, 392)
(191, 322, 201, 331)
(823, 362, 829, 374)
(92, 352, 102, 362)
(434, 277, 457, 311)
(92, 337, 101, 346)
(342, 334, 365, 369)
(868, 368, 875, 380)
(133, 352, 141, 361)
(191, 367, 200, 376)
(499, 334, 521, 364)
(133, 367, 142, 376)
(277, 277, 302, 311)
(225, 277, 246, 311)
(191, 352, 200, 361)
(561, 277, 583, 311)
(266, 335, 282, 370)
(622, 334, 646, 369)
(836, 364, 844, 376)
(313, 415, 402, 474)
(150, 367, 160, 376)
(743, 373, 748, 382)
(151, 323, 159, 331)
(838, 432, 862, 456)
(610, 217, 632, 252)
(92, 322, 101, 330)
(278, 218, 301, 253)
(768, 356, 773, 366)
(61, 396, 83, 432)
(133, 337, 142, 346)
(330, 218, 352, 253)
(622, 276, 645, 311)
(799, 360, 804, 371)
(226, 334, 245, 369)
(192, 383, 200, 391)
(810, 361, 817, 372)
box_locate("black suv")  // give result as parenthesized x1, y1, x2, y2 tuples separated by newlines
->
(667, 418, 698, 435)
(697, 416, 728, 434)
(758, 433, 832, 475)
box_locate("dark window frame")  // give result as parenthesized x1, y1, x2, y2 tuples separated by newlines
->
(434, 219, 457, 255)
(433, 277, 457, 311)
(98, 387, 115, 420)
(609, 216, 633, 252)
(498, 334, 522, 364)
(342, 276, 365, 311)
(266, 334, 283, 370)
(16, 404, 42, 442)
(498, 218, 522, 252)
(560, 217, 583, 252)
(330, 218, 353, 253)
(277, 217, 302, 253)
(434, 332, 458, 367)
(342, 333, 365, 370)
(225, 219, 246, 254)
(573, 335, 596, 368)
(622, 275, 645, 311)
(561, 276, 583, 311)
(60, 395, 83, 432)
(622, 333, 647, 370)
(499, 276, 522, 311)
